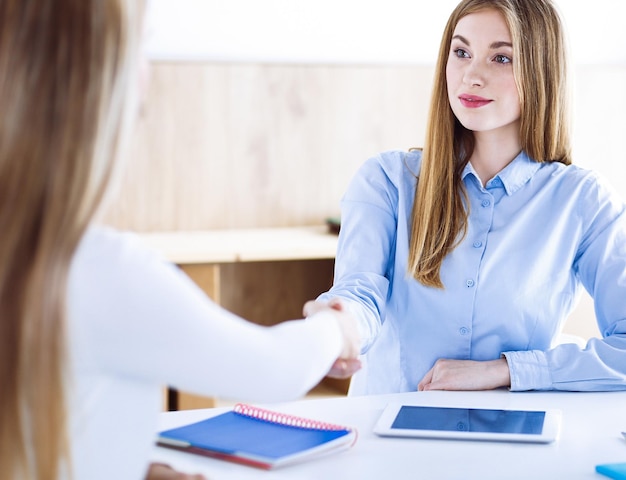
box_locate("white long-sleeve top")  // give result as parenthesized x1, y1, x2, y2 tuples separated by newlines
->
(66, 227, 343, 480)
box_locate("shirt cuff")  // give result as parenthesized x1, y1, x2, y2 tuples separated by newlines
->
(502, 350, 553, 391)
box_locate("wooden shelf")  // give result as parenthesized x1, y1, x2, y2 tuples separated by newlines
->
(139, 225, 338, 264)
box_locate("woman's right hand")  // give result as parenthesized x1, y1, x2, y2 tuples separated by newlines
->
(303, 299, 362, 378)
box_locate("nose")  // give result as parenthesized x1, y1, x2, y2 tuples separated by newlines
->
(463, 60, 485, 87)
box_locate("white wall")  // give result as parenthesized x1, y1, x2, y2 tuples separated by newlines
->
(145, 0, 626, 66)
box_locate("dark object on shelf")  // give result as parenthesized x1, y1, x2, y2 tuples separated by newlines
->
(326, 217, 341, 235)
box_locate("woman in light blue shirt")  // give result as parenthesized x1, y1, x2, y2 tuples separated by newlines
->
(307, 0, 626, 395)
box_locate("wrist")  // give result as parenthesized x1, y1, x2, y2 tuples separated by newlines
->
(495, 357, 511, 388)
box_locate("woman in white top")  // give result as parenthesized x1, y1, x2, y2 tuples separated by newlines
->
(0, 1, 359, 479)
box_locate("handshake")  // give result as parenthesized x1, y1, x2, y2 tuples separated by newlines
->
(303, 298, 362, 379)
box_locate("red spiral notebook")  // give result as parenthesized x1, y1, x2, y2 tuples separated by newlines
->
(157, 403, 357, 470)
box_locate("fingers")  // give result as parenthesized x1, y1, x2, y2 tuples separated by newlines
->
(327, 358, 362, 379)
(327, 297, 345, 311)
(302, 300, 324, 317)
(145, 463, 207, 480)
(417, 359, 460, 391)
(303, 298, 344, 317)
(417, 366, 434, 391)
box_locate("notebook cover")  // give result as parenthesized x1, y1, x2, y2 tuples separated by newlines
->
(158, 409, 354, 469)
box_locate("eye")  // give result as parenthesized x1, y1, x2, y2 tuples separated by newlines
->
(453, 48, 470, 59)
(493, 54, 512, 64)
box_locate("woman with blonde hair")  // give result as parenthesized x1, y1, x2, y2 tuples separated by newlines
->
(0, 1, 359, 479)
(308, 0, 626, 394)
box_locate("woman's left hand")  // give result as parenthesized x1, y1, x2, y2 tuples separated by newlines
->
(145, 463, 207, 480)
(417, 358, 511, 391)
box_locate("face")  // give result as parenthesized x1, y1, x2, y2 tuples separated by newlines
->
(446, 9, 520, 140)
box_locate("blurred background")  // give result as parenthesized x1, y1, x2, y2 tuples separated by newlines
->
(104, 0, 626, 345)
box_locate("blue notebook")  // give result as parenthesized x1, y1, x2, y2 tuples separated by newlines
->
(596, 463, 626, 480)
(157, 403, 357, 470)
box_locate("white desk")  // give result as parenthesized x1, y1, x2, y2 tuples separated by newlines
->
(151, 390, 626, 479)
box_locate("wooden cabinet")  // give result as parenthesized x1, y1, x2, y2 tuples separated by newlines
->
(140, 226, 349, 410)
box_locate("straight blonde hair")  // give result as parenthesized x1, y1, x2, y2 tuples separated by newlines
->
(0, 1, 142, 478)
(408, 0, 571, 288)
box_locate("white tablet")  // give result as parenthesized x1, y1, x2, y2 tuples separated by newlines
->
(374, 403, 561, 443)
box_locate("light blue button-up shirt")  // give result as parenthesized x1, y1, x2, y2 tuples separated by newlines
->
(320, 150, 626, 394)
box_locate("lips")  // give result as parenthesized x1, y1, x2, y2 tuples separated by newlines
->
(459, 94, 492, 108)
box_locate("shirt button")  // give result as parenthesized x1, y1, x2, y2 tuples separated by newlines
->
(466, 279, 475, 287)
(457, 422, 467, 431)
(472, 241, 482, 248)
(481, 199, 491, 207)
(459, 327, 470, 335)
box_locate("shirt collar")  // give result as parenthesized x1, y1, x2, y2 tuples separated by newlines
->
(461, 151, 541, 196)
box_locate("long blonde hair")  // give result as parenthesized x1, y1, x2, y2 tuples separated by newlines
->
(408, 0, 571, 288)
(0, 1, 142, 478)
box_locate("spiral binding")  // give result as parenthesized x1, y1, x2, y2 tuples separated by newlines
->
(233, 403, 351, 432)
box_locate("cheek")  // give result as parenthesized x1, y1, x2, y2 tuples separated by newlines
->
(504, 78, 521, 112)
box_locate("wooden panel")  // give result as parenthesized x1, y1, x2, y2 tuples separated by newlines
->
(175, 392, 217, 411)
(219, 259, 334, 326)
(180, 263, 221, 302)
(102, 63, 434, 231)
(100, 63, 626, 234)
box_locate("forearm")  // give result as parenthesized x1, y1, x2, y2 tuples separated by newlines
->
(418, 358, 511, 391)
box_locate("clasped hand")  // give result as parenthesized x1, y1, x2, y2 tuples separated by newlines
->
(303, 299, 362, 379)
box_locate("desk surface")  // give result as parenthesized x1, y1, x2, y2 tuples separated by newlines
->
(139, 225, 338, 264)
(151, 390, 626, 479)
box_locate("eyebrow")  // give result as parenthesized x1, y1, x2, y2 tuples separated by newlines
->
(452, 34, 513, 49)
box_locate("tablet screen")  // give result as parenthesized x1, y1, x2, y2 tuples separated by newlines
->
(391, 406, 545, 434)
